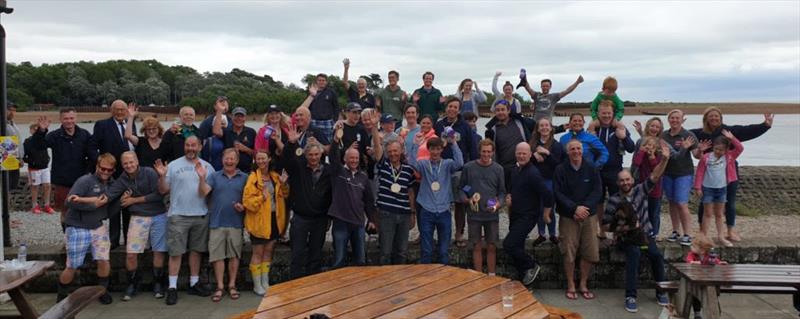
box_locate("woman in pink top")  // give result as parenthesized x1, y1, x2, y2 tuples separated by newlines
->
(413, 115, 438, 161)
(254, 105, 290, 155)
(693, 130, 743, 247)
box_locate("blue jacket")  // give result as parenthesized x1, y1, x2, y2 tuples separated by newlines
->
(92, 117, 136, 177)
(34, 126, 97, 187)
(508, 161, 554, 216)
(199, 114, 233, 171)
(593, 126, 635, 174)
(558, 129, 608, 169)
(434, 114, 475, 162)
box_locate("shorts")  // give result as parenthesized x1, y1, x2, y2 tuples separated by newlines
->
(126, 214, 168, 254)
(558, 215, 600, 263)
(65, 223, 111, 269)
(663, 175, 693, 204)
(167, 215, 209, 256)
(53, 185, 70, 213)
(701, 186, 727, 204)
(209, 227, 244, 262)
(450, 171, 462, 202)
(28, 168, 51, 186)
(467, 219, 500, 248)
(600, 172, 619, 201)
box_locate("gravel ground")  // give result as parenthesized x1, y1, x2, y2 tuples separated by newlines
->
(8, 208, 800, 247)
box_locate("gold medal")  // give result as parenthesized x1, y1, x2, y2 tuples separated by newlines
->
(295, 148, 304, 157)
(472, 193, 481, 202)
(391, 183, 401, 193)
(336, 129, 344, 139)
(431, 181, 441, 192)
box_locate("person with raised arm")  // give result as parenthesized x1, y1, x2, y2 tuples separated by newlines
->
(490, 71, 522, 114)
(343, 58, 376, 109)
(523, 75, 584, 121)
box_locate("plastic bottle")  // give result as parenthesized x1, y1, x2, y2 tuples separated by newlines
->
(18, 243, 27, 263)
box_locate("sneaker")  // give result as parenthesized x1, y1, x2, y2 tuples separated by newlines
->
(549, 236, 560, 245)
(166, 288, 178, 305)
(666, 232, 679, 242)
(679, 235, 692, 246)
(153, 281, 165, 299)
(99, 292, 113, 305)
(31, 205, 41, 214)
(624, 297, 638, 313)
(522, 264, 541, 286)
(43, 205, 55, 214)
(656, 292, 669, 306)
(187, 283, 212, 297)
(532, 236, 547, 247)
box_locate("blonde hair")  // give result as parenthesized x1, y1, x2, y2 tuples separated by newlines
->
(692, 234, 715, 254)
(97, 153, 117, 167)
(139, 117, 164, 137)
(644, 117, 664, 138)
(702, 106, 723, 134)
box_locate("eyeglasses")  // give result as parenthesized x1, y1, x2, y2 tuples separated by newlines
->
(98, 166, 115, 173)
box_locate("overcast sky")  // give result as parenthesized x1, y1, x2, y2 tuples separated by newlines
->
(4, 1, 799, 102)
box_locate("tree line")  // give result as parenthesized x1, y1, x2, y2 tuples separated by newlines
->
(7, 59, 527, 114)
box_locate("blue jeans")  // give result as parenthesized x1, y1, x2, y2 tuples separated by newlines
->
(648, 196, 662, 237)
(419, 208, 452, 265)
(331, 218, 366, 268)
(622, 238, 666, 298)
(537, 179, 556, 237)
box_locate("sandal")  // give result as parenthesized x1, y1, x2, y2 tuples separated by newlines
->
(228, 286, 240, 300)
(212, 288, 224, 302)
(565, 290, 578, 300)
(579, 290, 596, 300)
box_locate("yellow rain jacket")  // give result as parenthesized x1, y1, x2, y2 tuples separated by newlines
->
(243, 169, 290, 239)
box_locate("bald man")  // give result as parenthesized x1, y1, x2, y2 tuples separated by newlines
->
(343, 59, 377, 109)
(327, 128, 380, 268)
(290, 106, 331, 155)
(92, 99, 137, 248)
(162, 106, 201, 162)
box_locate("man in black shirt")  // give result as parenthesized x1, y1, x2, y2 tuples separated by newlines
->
(227, 107, 256, 173)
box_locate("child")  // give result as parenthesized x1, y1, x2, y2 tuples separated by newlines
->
(22, 122, 54, 214)
(631, 136, 665, 239)
(686, 234, 726, 319)
(587, 76, 625, 133)
(693, 130, 743, 247)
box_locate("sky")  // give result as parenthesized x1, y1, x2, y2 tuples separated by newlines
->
(3, 0, 799, 103)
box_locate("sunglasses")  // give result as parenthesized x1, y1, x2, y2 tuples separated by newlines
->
(98, 166, 115, 173)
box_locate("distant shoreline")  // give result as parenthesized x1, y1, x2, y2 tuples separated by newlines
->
(11, 102, 799, 123)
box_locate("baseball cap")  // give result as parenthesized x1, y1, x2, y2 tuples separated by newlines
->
(232, 107, 247, 116)
(267, 104, 281, 113)
(346, 102, 362, 112)
(380, 113, 395, 124)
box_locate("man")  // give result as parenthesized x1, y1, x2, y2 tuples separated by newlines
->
(459, 139, 505, 275)
(32, 109, 97, 230)
(198, 148, 248, 302)
(343, 59, 376, 109)
(559, 112, 608, 169)
(602, 142, 671, 313)
(434, 97, 475, 247)
(523, 75, 584, 121)
(92, 99, 137, 248)
(593, 101, 635, 238)
(376, 70, 407, 127)
(338, 102, 369, 161)
(105, 152, 167, 301)
(4, 102, 21, 190)
(154, 136, 215, 305)
(281, 129, 333, 279)
(396, 104, 421, 162)
(554, 139, 603, 300)
(328, 129, 380, 268)
(409, 136, 463, 264)
(162, 106, 200, 162)
(292, 106, 331, 154)
(56, 153, 115, 304)
(226, 107, 256, 173)
(203, 97, 234, 170)
(485, 100, 532, 167)
(410, 71, 446, 119)
(375, 140, 416, 265)
(308, 73, 340, 141)
(503, 142, 554, 285)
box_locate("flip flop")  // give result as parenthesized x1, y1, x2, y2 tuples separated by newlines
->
(211, 288, 224, 302)
(565, 290, 578, 300)
(580, 290, 596, 300)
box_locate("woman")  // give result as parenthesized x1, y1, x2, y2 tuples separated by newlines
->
(124, 107, 165, 168)
(529, 117, 564, 245)
(491, 71, 522, 113)
(690, 107, 773, 242)
(661, 109, 702, 246)
(243, 150, 289, 296)
(413, 115, 438, 161)
(454, 78, 486, 114)
(631, 117, 671, 240)
(254, 106, 289, 159)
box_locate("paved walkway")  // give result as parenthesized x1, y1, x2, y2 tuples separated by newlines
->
(0, 289, 795, 318)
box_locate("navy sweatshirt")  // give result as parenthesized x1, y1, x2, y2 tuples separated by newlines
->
(508, 161, 554, 217)
(553, 161, 603, 219)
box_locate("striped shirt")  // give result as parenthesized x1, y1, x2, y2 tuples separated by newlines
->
(376, 158, 416, 214)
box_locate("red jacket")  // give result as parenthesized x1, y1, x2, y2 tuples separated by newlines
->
(693, 137, 743, 190)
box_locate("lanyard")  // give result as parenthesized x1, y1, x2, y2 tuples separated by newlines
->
(427, 159, 443, 181)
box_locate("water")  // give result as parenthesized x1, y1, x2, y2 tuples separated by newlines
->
(14, 113, 800, 170)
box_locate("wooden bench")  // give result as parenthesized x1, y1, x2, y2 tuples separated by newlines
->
(657, 281, 800, 313)
(39, 285, 107, 319)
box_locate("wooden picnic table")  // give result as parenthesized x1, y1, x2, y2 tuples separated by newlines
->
(671, 263, 800, 319)
(0, 260, 55, 319)
(253, 264, 551, 319)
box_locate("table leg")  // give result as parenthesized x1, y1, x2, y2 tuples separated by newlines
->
(8, 288, 39, 319)
(677, 277, 692, 318)
(699, 285, 720, 319)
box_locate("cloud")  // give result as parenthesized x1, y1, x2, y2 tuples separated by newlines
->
(4, 1, 799, 102)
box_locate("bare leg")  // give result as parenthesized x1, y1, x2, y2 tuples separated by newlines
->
(188, 251, 202, 277)
(153, 252, 165, 268)
(472, 243, 482, 272)
(251, 244, 264, 266)
(578, 259, 593, 292)
(125, 253, 138, 271)
(714, 203, 730, 245)
(564, 260, 576, 292)
(30, 184, 39, 208)
(668, 202, 682, 235)
(227, 258, 240, 288)
(701, 203, 714, 236)
(97, 260, 111, 277)
(486, 244, 496, 274)
(262, 241, 276, 263)
(213, 260, 225, 290)
(60, 268, 77, 285)
(43, 183, 52, 206)
(168, 255, 182, 277)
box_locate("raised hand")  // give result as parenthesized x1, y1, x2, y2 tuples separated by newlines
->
(195, 162, 207, 179)
(154, 159, 167, 176)
(343, 58, 350, 67)
(286, 123, 300, 143)
(412, 92, 420, 103)
(127, 102, 138, 118)
(413, 132, 424, 146)
(632, 120, 643, 136)
(533, 152, 545, 163)
(764, 113, 774, 127)
(698, 139, 712, 152)
(438, 96, 446, 104)
(308, 84, 318, 97)
(682, 136, 695, 149)
(660, 143, 671, 158)
(721, 129, 734, 139)
(37, 116, 51, 131)
(495, 71, 502, 77)
(279, 169, 289, 184)
(577, 75, 584, 83)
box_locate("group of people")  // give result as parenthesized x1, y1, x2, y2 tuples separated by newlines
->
(7, 60, 774, 314)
